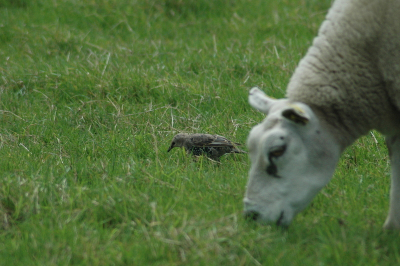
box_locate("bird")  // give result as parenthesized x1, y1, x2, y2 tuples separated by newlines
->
(167, 133, 246, 161)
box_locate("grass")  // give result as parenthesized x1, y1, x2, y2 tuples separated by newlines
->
(0, 0, 399, 265)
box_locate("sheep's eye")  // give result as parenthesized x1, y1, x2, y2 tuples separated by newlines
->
(269, 145, 286, 158)
(266, 145, 286, 178)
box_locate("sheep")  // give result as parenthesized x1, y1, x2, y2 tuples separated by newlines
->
(243, 0, 400, 229)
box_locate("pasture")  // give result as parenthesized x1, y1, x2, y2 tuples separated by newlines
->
(1, 0, 399, 265)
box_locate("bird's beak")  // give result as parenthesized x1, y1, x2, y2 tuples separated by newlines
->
(167, 145, 173, 152)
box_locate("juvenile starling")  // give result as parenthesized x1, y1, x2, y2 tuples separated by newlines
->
(167, 133, 246, 161)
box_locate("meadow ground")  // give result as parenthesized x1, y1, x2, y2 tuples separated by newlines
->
(1, 0, 400, 265)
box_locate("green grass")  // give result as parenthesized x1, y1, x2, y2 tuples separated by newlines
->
(0, 0, 399, 265)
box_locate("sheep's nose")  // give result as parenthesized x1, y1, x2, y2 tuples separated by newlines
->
(244, 210, 260, 221)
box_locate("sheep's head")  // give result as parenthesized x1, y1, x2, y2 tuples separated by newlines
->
(244, 87, 340, 227)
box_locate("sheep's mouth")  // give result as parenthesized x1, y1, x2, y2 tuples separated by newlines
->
(243, 210, 260, 221)
(276, 211, 285, 227)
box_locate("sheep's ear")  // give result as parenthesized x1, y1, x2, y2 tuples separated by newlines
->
(248, 87, 278, 114)
(282, 105, 309, 125)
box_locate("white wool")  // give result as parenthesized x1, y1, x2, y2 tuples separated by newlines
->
(244, 0, 400, 229)
(287, 0, 400, 145)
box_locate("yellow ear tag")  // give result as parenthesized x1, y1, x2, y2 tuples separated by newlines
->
(283, 104, 309, 125)
(290, 104, 305, 115)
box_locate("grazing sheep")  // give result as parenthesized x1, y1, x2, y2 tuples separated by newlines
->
(243, 0, 400, 229)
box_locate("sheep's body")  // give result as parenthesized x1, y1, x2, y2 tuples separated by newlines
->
(243, 0, 400, 229)
(287, 0, 400, 145)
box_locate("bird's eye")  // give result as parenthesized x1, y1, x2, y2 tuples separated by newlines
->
(172, 142, 175, 145)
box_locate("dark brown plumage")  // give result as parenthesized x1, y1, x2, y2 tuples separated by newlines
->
(167, 133, 246, 161)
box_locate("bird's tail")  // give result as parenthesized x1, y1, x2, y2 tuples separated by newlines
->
(231, 148, 247, 154)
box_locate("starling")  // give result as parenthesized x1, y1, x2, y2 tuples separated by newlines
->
(167, 133, 246, 161)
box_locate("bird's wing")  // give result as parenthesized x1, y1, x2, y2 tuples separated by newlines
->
(211, 135, 244, 148)
(191, 134, 234, 147)
(190, 134, 215, 146)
